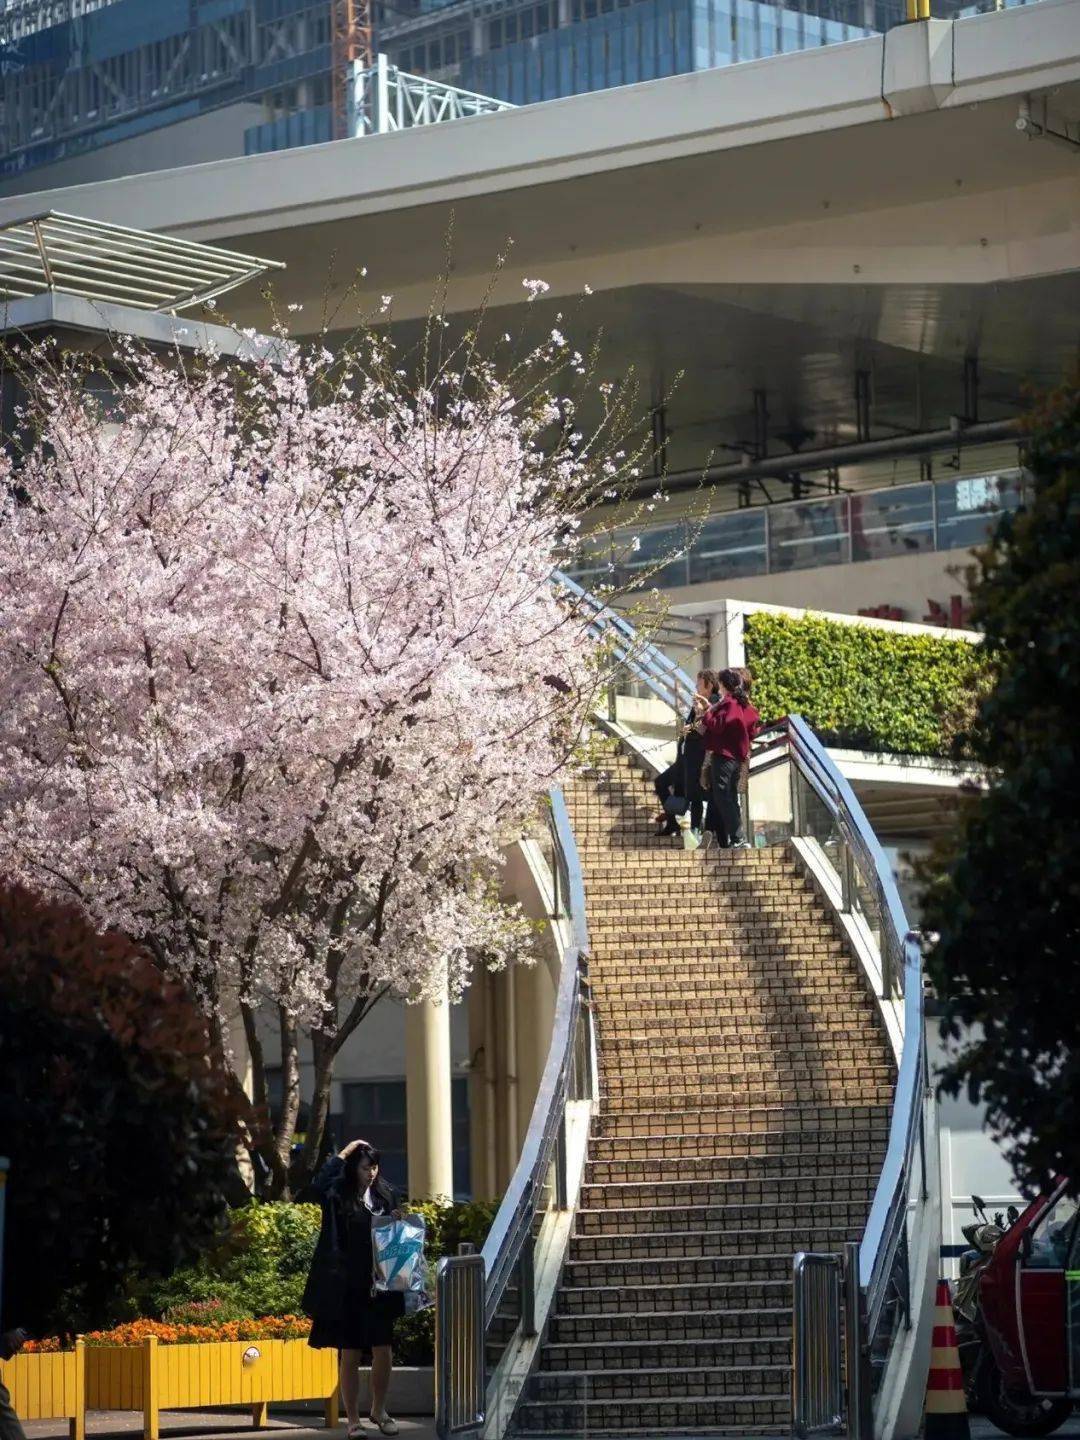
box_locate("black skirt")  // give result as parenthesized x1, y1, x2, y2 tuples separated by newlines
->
(308, 1287, 405, 1353)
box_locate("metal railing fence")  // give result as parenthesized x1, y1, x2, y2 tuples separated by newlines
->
(433, 787, 592, 1440)
(793, 1251, 845, 1437)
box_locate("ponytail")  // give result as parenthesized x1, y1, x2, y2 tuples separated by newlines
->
(718, 667, 750, 705)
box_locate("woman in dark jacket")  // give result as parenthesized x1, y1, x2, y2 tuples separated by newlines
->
(304, 1140, 405, 1437)
(654, 669, 719, 838)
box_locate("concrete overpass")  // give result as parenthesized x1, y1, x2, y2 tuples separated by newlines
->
(3, 0, 1078, 616)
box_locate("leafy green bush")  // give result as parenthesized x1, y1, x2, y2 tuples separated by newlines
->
(139, 1202, 321, 1323)
(743, 610, 988, 757)
(138, 1196, 498, 1366)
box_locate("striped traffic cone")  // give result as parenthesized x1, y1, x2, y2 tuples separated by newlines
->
(925, 1278, 971, 1440)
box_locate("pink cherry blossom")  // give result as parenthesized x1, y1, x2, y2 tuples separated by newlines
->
(0, 327, 612, 1191)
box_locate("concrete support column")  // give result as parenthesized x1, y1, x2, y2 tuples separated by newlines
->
(515, 957, 557, 1142)
(405, 987, 454, 1199)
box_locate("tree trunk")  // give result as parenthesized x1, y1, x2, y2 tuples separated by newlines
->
(295, 1026, 336, 1194)
(268, 1006, 302, 1199)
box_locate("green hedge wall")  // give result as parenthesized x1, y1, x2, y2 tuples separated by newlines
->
(743, 611, 987, 758)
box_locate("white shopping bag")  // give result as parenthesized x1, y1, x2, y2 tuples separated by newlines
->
(371, 1213, 431, 1312)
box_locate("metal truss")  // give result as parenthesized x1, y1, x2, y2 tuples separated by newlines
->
(348, 52, 512, 134)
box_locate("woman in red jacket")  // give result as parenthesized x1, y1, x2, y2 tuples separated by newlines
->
(697, 668, 761, 848)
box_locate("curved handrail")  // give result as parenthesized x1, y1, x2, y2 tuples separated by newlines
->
(553, 568, 697, 713)
(772, 714, 929, 1406)
(479, 785, 591, 1322)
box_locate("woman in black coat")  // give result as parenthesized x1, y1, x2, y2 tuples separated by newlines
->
(654, 669, 719, 838)
(303, 1140, 405, 1438)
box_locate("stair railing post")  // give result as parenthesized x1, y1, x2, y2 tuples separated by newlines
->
(519, 1230, 537, 1338)
(789, 755, 804, 838)
(844, 1241, 873, 1440)
(841, 842, 855, 914)
(559, 1105, 570, 1206)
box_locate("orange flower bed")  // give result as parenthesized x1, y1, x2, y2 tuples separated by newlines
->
(24, 1315, 312, 1351)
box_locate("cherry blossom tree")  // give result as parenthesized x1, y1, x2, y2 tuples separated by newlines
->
(0, 306, 642, 1195)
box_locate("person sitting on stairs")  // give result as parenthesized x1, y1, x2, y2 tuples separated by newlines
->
(653, 669, 719, 837)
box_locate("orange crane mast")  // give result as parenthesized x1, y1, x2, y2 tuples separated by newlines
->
(331, 0, 373, 139)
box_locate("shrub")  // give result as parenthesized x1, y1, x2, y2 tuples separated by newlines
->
(139, 1202, 321, 1323)
(130, 1195, 497, 1367)
(743, 610, 987, 758)
(0, 884, 245, 1337)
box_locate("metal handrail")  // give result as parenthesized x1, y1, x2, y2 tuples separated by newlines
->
(775, 714, 929, 1434)
(553, 568, 697, 713)
(435, 785, 593, 1439)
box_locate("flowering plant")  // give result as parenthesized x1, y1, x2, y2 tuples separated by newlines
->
(0, 289, 653, 1192)
(23, 1316, 312, 1351)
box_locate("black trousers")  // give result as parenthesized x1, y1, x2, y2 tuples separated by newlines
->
(711, 755, 743, 847)
(654, 760, 706, 832)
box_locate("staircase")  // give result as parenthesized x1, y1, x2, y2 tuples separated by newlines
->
(514, 743, 896, 1437)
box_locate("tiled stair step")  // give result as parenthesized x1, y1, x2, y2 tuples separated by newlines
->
(597, 1038, 889, 1072)
(513, 1393, 789, 1434)
(590, 975, 869, 1003)
(554, 1278, 791, 1317)
(579, 1171, 878, 1208)
(586, 1139, 888, 1181)
(510, 1429, 787, 1440)
(599, 1083, 896, 1114)
(563, 1251, 794, 1288)
(529, 1364, 790, 1402)
(597, 1023, 883, 1054)
(549, 1305, 791, 1344)
(540, 1335, 791, 1373)
(589, 958, 857, 983)
(590, 1101, 893, 1139)
(599, 1065, 894, 1098)
(569, 1223, 862, 1263)
(578, 1192, 875, 1238)
(587, 887, 821, 908)
(587, 903, 827, 925)
(598, 1005, 881, 1034)
(589, 947, 853, 972)
(598, 1055, 894, 1085)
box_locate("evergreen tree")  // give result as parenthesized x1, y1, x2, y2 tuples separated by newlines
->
(925, 379, 1080, 1193)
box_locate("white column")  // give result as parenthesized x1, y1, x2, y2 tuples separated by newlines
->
(405, 988, 454, 1199)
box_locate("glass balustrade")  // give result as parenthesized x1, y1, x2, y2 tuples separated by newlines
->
(567, 469, 1024, 593)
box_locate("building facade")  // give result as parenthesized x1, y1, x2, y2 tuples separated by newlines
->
(2, 0, 1036, 190)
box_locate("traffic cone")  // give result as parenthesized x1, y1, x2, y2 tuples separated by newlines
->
(925, 1278, 971, 1440)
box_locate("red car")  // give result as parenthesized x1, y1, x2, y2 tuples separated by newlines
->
(976, 1179, 1079, 1435)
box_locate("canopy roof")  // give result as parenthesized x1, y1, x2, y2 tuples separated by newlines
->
(0, 211, 284, 314)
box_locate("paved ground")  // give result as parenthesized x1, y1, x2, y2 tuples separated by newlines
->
(22, 1407, 1080, 1440)
(971, 1421, 1080, 1439)
(23, 1412, 435, 1440)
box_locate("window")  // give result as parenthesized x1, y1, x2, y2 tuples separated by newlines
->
(342, 1078, 472, 1199)
(1023, 1191, 1080, 1270)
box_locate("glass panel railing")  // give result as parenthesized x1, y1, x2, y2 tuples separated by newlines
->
(934, 469, 1024, 551)
(566, 469, 1023, 596)
(687, 507, 768, 583)
(768, 495, 850, 573)
(850, 483, 934, 562)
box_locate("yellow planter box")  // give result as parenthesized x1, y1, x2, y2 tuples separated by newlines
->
(0, 1340, 85, 1440)
(85, 1336, 339, 1440)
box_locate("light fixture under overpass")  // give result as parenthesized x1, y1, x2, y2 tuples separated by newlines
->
(0, 212, 285, 315)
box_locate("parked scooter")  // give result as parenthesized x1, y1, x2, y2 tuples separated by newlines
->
(954, 1191, 1075, 1438)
